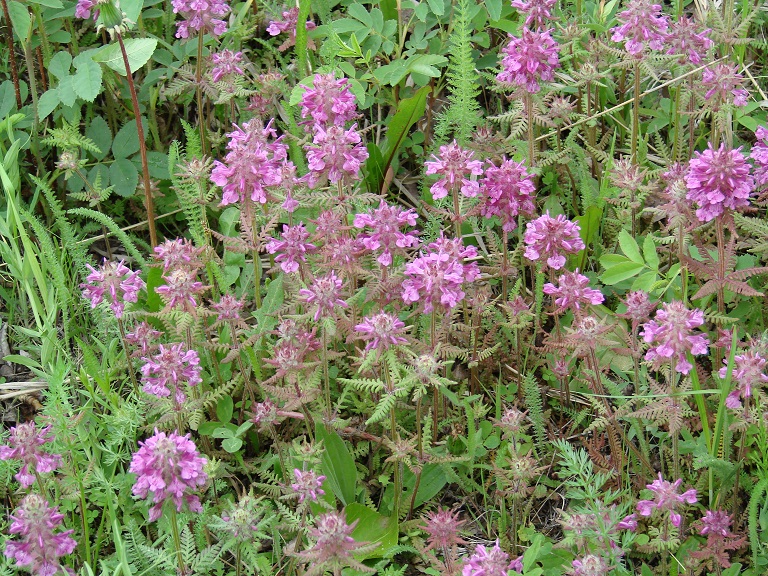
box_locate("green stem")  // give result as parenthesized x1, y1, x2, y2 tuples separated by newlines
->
(196, 32, 208, 156)
(169, 508, 187, 576)
(631, 60, 640, 161)
(117, 318, 140, 394)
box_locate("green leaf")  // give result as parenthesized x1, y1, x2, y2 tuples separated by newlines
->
(112, 118, 147, 158)
(27, 0, 63, 7)
(485, 0, 502, 20)
(56, 75, 77, 107)
(643, 234, 659, 269)
(425, 0, 444, 16)
(252, 274, 284, 335)
(407, 54, 448, 78)
(378, 0, 397, 21)
(216, 396, 234, 423)
(120, 0, 144, 26)
(145, 266, 163, 312)
(618, 229, 643, 264)
(345, 503, 398, 559)
(109, 157, 139, 197)
(0, 81, 17, 118)
(222, 437, 243, 453)
(632, 270, 658, 292)
(212, 426, 236, 439)
(86, 116, 111, 161)
(7, 2, 30, 43)
(198, 421, 220, 435)
(48, 51, 73, 80)
(347, 3, 373, 26)
(94, 38, 157, 75)
(403, 464, 447, 509)
(317, 423, 357, 506)
(37, 89, 60, 120)
(599, 259, 645, 285)
(373, 59, 408, 86)
(72, 56, 103, 102)
(146, 151, 169, 179)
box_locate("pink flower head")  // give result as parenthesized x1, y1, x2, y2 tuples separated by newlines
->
(140, 343, 203, 405)
(266, 223, 317, 274)
(211, 119, 293, 206)
(304, 124, 369, 188)
(290, 468, 326, 503)
(211, 49, 244, 82)
(299, 272, 348, 321)
(636, 473, 697, 527)
(640, 301, 709, 374)
(543, 270, 604, 313)
(129, 429, 208, 521)
(618, 290, 655, 324)
(4, 493, 77, 576)
(296, 511, 360, 568)
(267, 7, 317, 51)
(665, 16, 713, 64)
(154, 238, 203, 272)
(752, 126, 768, 188)
(75, 0, 98, 19)
(617, 513, 638, 531)
(156, 268, 207, 311)
(719, 350, 768, 409)
(421, 507, 466, 552)
(125, 321, 163, 356)
(171, 0, 229, 39)
(497, 27, 560, 93)
(401, 234, 480, 313)
(698, 510, 733, 537)
(211, 294, 245, 322)
(571, 555, 609, 576)
(251, 399, 279, 430)
(480, 158, 536, 232)
(81, 259, 145, 319)
(610, 0, 669, 57)
(462, 539, 515, 576)
(523, 211, 584, 270)
(702, 63, 749, 108)
(0, 422, 62, 488)
(354, 312, 408, 352)
(299, 72, 357, 128)
(424, 140, 484, 200)
(685, 142, 753, 222)
(353, 200, 420, 266)
(510, 0, 557, 30)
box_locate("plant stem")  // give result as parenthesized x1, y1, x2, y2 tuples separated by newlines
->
(322, 328, 331, 420)
(116, 33, 158, 248)
(169, 508, 187, 576)
(0, 0, 22, 109)
(631, 59, 640, 161)
(117, 318, 140, 394)
(526, 93, 535, 168)
(196, 31, 208, 156)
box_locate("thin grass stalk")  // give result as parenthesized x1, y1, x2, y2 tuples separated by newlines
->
(116, 318, 140, 394)
(631, 60, 640, 161)
(168, 508, 187, 576)
(0, 0, 22, 109)
(196, 31, 208, 156)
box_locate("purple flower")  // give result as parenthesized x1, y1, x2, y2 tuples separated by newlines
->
(401, 234, 480, 313)
(130, 429, 208, 522)
(290, 468, 326, 503)
(543, 270, 604, 313)
(211, 119, 293, 206)
(267, 7, 317, 51)
(618, 290, 655, 324)
(211, 294, 245, 322)
(424, 140, 484, 200)
(571, 555, 610, 576)
(610, 0, 669, 57)
(293, 511, 366, 574)
(752, 126, 768, 188)
(523, 212, 584, 270)
(75, 0, 98, 19)
(171, 0, 229, 39)
(4, 493, 76, 576)
(299, 72, 357, 128)
(462, 540, 515, 576)
(304, 124, 368, 188)
(702, 63, 749, 108)
(510, 0, 557, 30)
(497, 27, 560, 93)
(140, 343, 203, 405)
(665, 16, 713, 64)
(156, 268, 207, 311)
(354, 312, 408, 352)
(81, 259, 145, 319)
(685, 142, 754, 222)
(299, 272, 348, 321)
(421, 507, 466, 552)
(211, 49, 244, 82)
(480, 158, 536, 232)
(154, 238, 203, 272)
(617, 513, 638, 531)
(0, 422, 62, 488)
(125, 321, 163, 356)
(636, 473, 697, 527)
(698, 510, 733, 537)
(719, 350, 768, 409)
(353, 200, 420, 266)
(640, 301, 709, 374)
(266, 223, 317, 274)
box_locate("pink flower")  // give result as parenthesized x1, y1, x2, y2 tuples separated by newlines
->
(156, 268, 207, 311)
(211, 49, 244, 82)
(304, 124, 368, 188)
(610, 0, 668, 56)
(75, 0, 98, 19)
(401, 234, 480, 313)
(4, 493, 77, 576)
(618, 290, 655, 324)
(211, 294, 245, 322)
(510, 0, 557, 29)
(640, 301, 709, 374)
(299, 272, 348, 321)
(81, 259, 145, 319)
(636, 473, 697, 527)
(140, 343, 202, 405)
(699, 510, 733, 537)
(354, 312, 408, 352)
(523, 212, 584, 270)
(424, 140, 484, 200)
(571, 555, 609, 576)
(480, 158, 536, 232)
(211, 119, 293, 206)
(125, 321, 163, 356)
(171, 0, 229, 39)
(130, 429, 208, 522)
(267, 7, 317, 51)
(462, 540, 515, 576)
(665, 16, 713, 64)
(617, 513, 637, 531)
(293, 511, 363, 573)
(752, 126, 768, 188)
(0, 422, 62, 488)
(251, 399, 279, 430)
(686, 143, 753, 222)
(719, 350, 768, 409)
(299, 73, 357, 128)
(154, 238, 203, 271)
(702, 63, 749, 108)
(290, 468, 326, 503)
(421, 507, 465, 552)
(266, 223, 317, 274)
(543, 270, 604, 313)
(353, 200, 420, 266)
(497, 27, 560, 93)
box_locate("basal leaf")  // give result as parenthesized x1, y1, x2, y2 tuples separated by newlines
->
(73, 57, 103, 102)
(94, 38, 157, 75)
(317, 423, 357, 506)
(109, 157, 139, 197)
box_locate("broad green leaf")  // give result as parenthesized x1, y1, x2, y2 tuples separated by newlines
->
(145, 266, 163, 312)
(27, 0, 63, 7)
(48, 51, 73, 80)
(37, 89, 59, 120)
(198, 421, 220, 435)
(618, 229, 643, 264)
(425, 0, 444, 16)
(373, 59, 408, 86)
(252, 274, 284, 335)
(222, 437, 243, 453)
(56, 75, 77, 107)
(120, 0, 144, 26)
(643, 234, 659, 269)
(86, 116, 111, 160)
(402, 464, 447, 508)
(347, 2, 373, 26)
(7, 2, 30, 43)
(317, 423, 357, 506)
(219, 206, 240, 237)
(378, 0, 397, 21)
(112, 118, 146, 158)
(407, 54, 448, 78)
(600, 260, 645, 285)
(485, 0, 502, 20)
(109, 157, 139, 197)
(146, 151, 169, 179)
(216, 396, 234, 423)
(0, 81, 17, 118)
(212, 427, 235, 439)
(632, 270, 658, 292)
(345, 503, 398, 559)
(94, 38, 157, 75)
(73, 56, 103, 102)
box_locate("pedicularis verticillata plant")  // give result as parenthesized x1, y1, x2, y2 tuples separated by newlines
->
(5, 0, 768, 573)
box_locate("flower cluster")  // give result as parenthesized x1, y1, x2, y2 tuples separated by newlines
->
(130, 429, 208, 521)
(299, 73, 358, 128)
(211, 49, 244, 83)
(0, 422, 62, 488)
(305, 124, 369, 188)
(510, 0, 557, 30)
(543, 271, 604, 313)
(462, 540, 522, 576)
(424, 140, 484, 200)
(354, 312, 408, 352)
(610, 0, 668, 56)
(751, 125, 768, 189)
(479, 158, 536, 232)
(267, 7, 317, 51)
(140, 342, 203, 406)
(171, 0, 229, 39)
(421, 507, 466, 552)
(290, 468, 326, 503)
(665, 16, 712, 64)
(719, 350, 768, 409)
(497, 27, 560, 93)
(523, 212, 584, 270)
(636, 473, 697, 527)
(81, 259, 144, 319)
(293, 511, 371, 575)
(299, 272, 348, 321)
(353, 200, 420, 266)
(266, 223, 317, 274)
(640, 301, 709, 374)
(702, 63, 749, 109)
